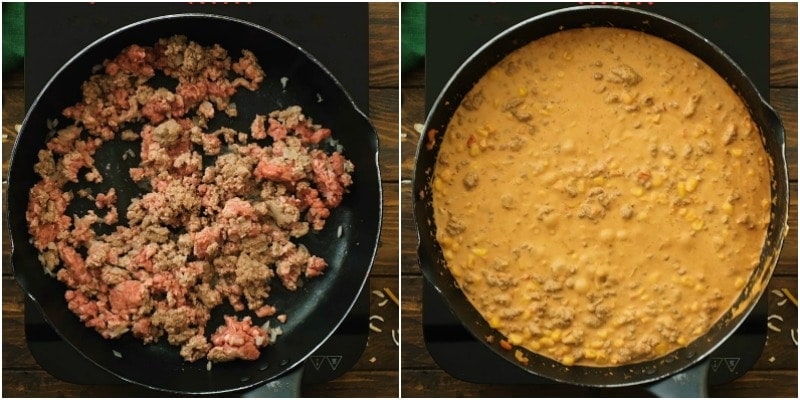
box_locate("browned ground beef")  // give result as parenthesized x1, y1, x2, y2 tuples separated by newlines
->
(25, 35, 354, 363)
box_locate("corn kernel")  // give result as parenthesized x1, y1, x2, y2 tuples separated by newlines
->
(630, 186, 644, 197)
(734, 276, 745, 289)
(489, 315, 501, 329)
(584, 349, 597, 360)
(613, 339, 624, 348)
(595, 351, 607, 362)
(444, 249, 455, 260)
(540, 337, 555, 347)
(469, 144, 481, 156)
(685, 177, 699, 193)
(677, 182, 686, 197)
(467, 254, 475, 268)
(590, 340, 604, 349)
(528, 340, 542, 351)
(518, 87, 528, 96)
(655, 343, 669, 355)
(433, 178, 444, 192)
(692, 220, 704, 231)
(731, 148, 743, 157)
(677, 336, 688, 346)
(593, 176, 606, 186)
(477, 127, 489, 137)
(562, 355, 575, 366)
(722, 202, 734, 215)
(471, 247, 487, 257)
(550, 330, 561, 341)
(677, 208, 687, 216)
(509, 333, 523, 346)
(597, 329, 608, 339)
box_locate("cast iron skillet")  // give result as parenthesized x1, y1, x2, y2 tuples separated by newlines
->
(413, 5, 788, 396)
(8, 14, 382, 395)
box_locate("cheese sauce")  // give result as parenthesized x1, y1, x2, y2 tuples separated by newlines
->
(431, 27, 771, 367)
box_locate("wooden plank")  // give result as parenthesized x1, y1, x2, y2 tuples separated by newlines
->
(1, 369, 399, 398)
(771, 87, 798, 181)
(400, 369, 797, 398)
(373, 182, 399, 277)
(369, 3, 400, 89)
(770, 2, 798, 88)
(371, 87, 400, 183)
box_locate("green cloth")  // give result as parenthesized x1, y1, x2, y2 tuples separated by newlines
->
(3, 2, 25, 74)
(401, 2, 425, 73)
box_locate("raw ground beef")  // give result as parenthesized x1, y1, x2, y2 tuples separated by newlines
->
(25, 35, 354, 363)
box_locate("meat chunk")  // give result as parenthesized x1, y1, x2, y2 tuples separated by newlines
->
(25, 36, 354, 364)
(207, 316, 269, 362)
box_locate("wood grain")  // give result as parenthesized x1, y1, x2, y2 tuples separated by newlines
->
(2, 3, 399, 398)
(400, 3, 797, 397)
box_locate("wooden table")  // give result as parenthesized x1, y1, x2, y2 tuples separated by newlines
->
(400, 3, 798, 397)
(1, 3, 398, 398)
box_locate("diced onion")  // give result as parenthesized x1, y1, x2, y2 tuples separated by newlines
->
(370, 315, 384, 322)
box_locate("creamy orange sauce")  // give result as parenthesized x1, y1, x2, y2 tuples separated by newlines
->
(431, 27, 771, 367)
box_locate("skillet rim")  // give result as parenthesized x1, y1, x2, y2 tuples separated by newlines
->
(413, 4, 789, 388)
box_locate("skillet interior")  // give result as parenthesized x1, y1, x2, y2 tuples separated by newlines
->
(413, 5, 788, 387)
(8, 14, 382, 394)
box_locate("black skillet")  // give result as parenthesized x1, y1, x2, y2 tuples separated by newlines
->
(8, 14, 382, 395)
(413, 5, 788, 396)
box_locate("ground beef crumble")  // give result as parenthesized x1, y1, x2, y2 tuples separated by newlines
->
(25, 35, 353, 363)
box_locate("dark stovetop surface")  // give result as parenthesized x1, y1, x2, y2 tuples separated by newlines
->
(23, 2, 370, 392)
(423, 2, 770, 387)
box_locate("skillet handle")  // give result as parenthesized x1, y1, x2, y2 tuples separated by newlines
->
(242, 366, 303, 398)
(644, 358, 710, 398)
